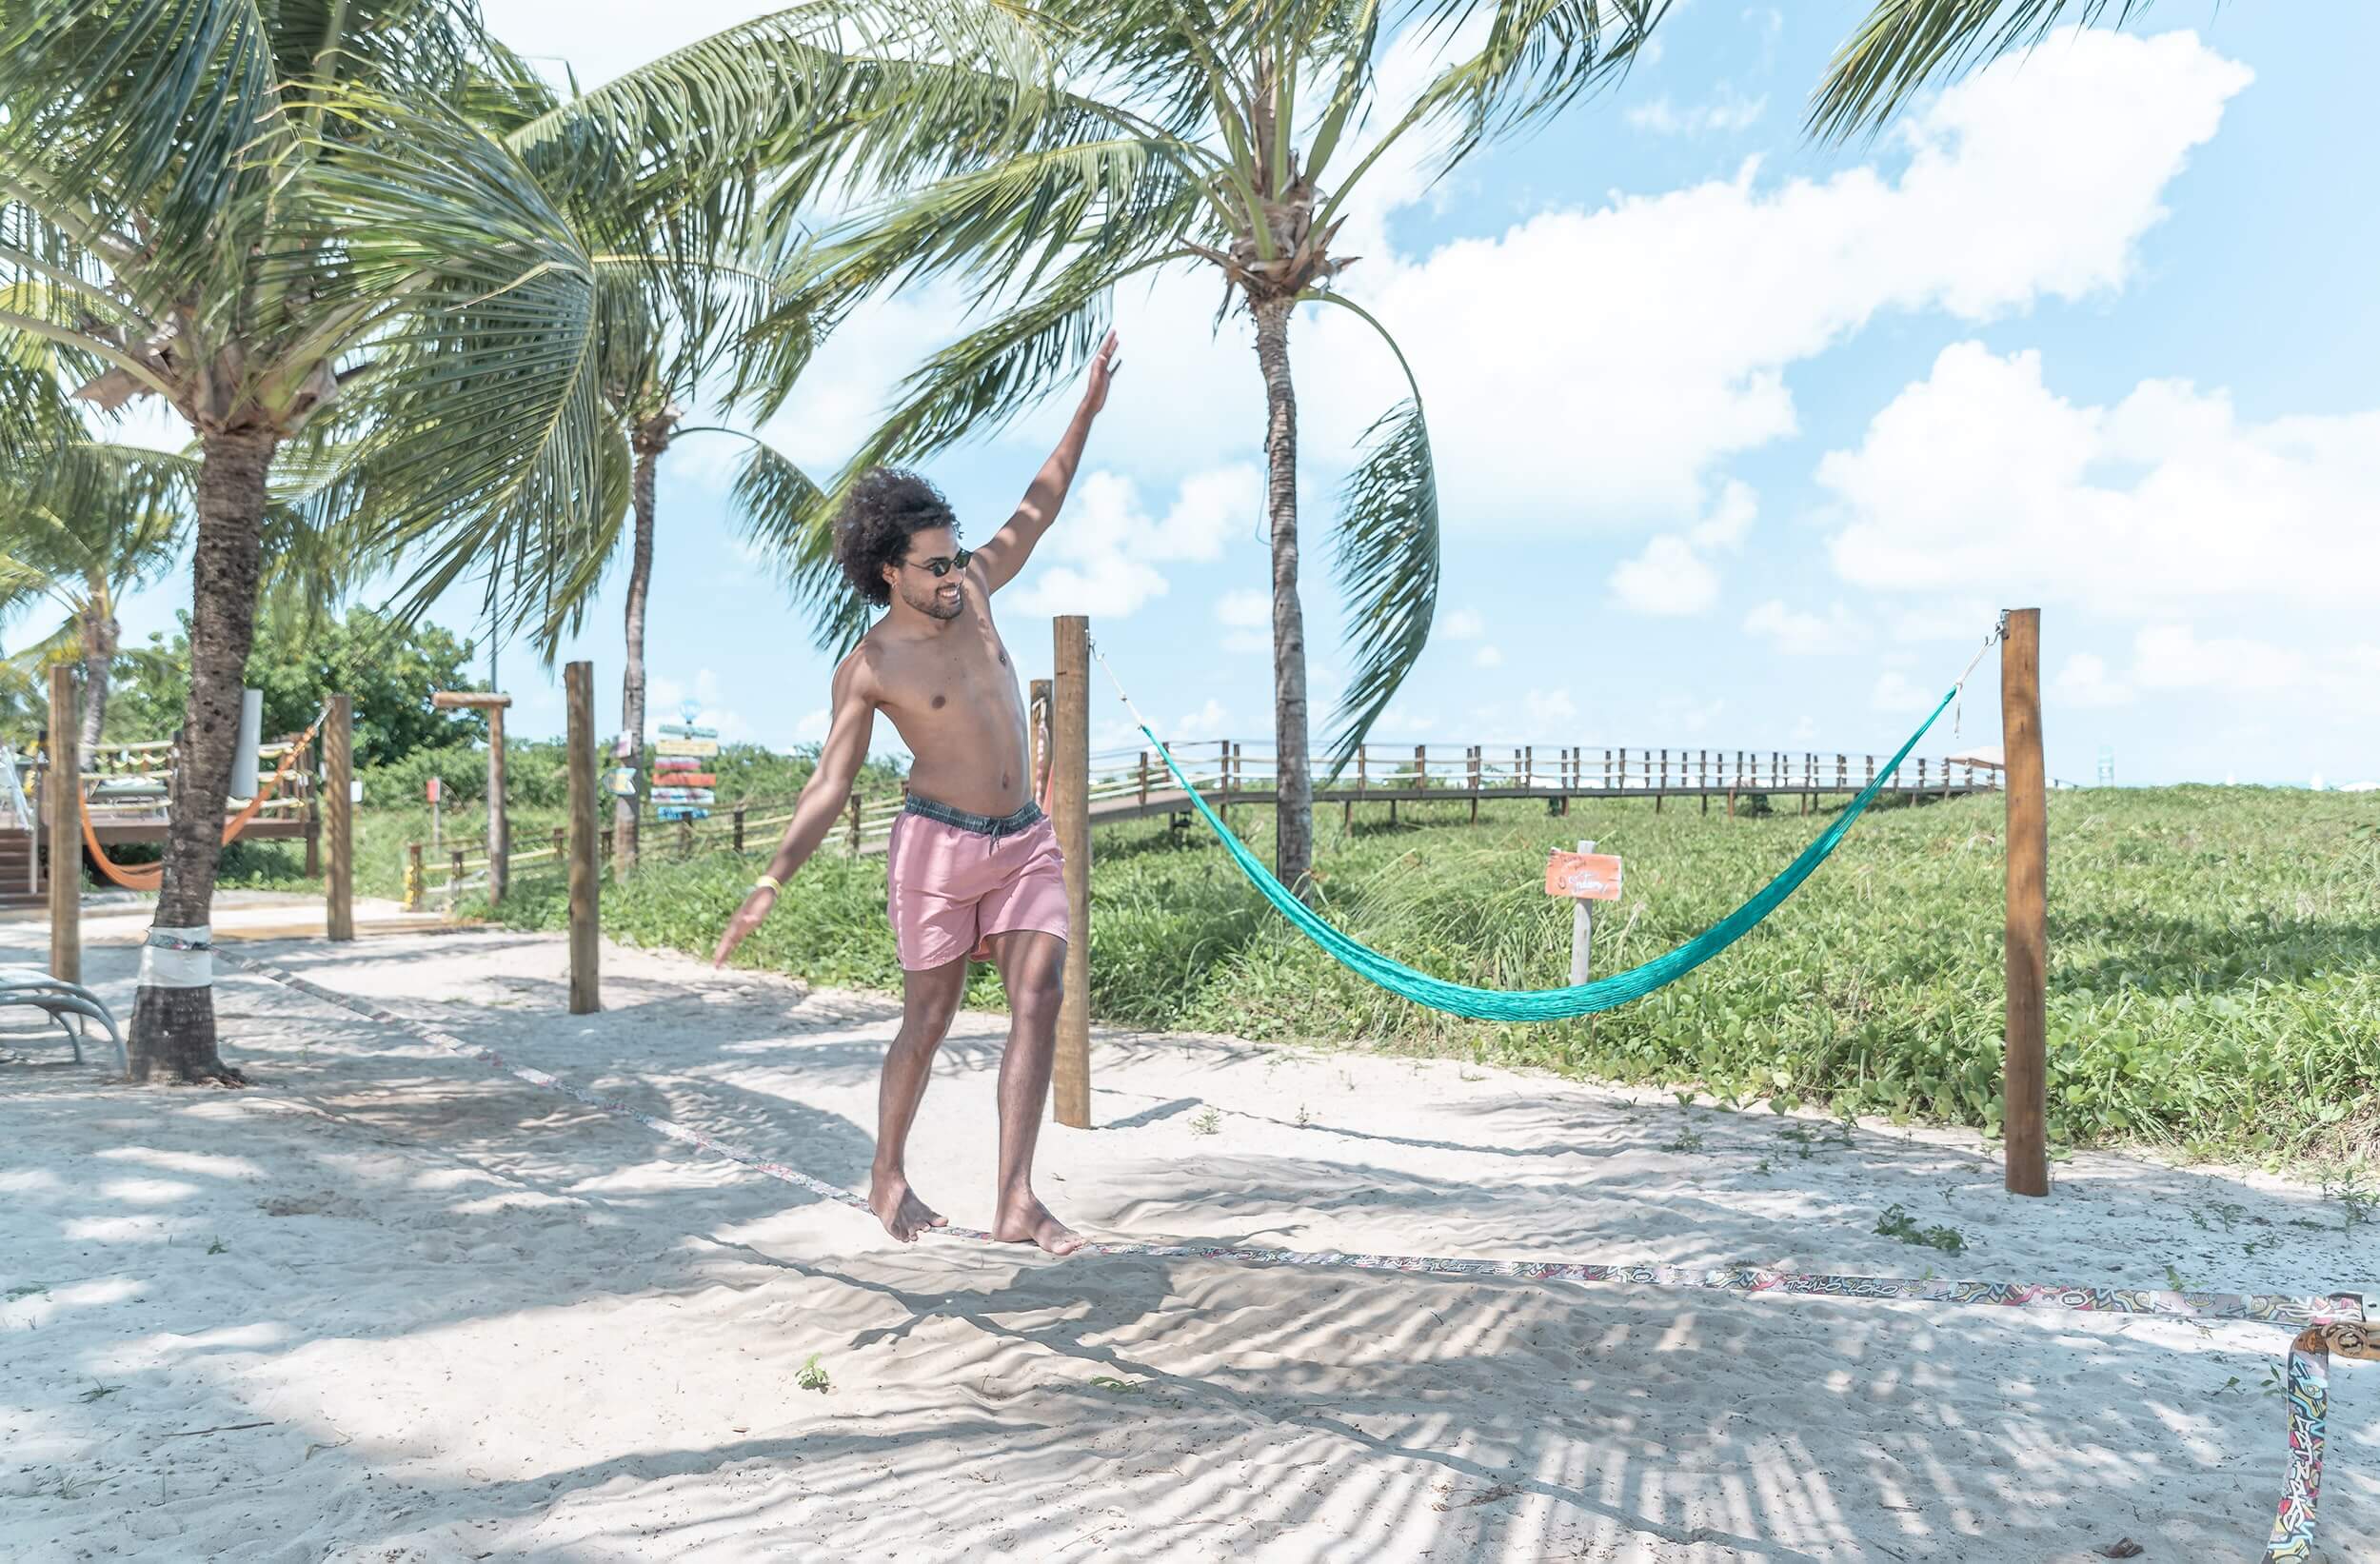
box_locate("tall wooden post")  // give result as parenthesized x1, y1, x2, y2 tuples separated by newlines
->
(486, 701, 508, 905)
(565, 661, 600, 1015)
(1029, 679, 1052, 804)
(325, 693, 354, 940)
(2001, 608, 2049, 1197)
(1050, 617, 1093, 1128)
(432, 690, 513, 905)
(47, 664, 78, 983)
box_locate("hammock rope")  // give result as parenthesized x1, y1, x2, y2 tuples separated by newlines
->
(77, 705, 331, 892)
(1096, 643, 1988, 1022)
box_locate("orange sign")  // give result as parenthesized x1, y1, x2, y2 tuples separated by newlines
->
(1544, 851, 1624, 901)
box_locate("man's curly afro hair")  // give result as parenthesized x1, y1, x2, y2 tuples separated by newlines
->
(836, 467, 960, 607)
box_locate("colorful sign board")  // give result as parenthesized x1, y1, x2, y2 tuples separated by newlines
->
(1543, 851, 1624, 901)
(655, 738, 720, 759)
(603, 766, 639, 799)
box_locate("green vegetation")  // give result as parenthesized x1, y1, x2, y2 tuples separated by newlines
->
(483, 783, 2374, 1175)
(1874, 1204, 1966, 1254)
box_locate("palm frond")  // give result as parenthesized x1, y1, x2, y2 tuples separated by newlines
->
(1409, 0, 1671, 168)
(1325, 397, 1438, 775)
(724, 433, 863, 649)
(745, 137, 1212, 420)
(0, 0, 282, 298)
(1808, 1, 2151, 142)
(266, 92, 626, 643)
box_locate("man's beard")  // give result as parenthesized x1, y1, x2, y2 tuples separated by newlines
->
(902, 580, 963, 621)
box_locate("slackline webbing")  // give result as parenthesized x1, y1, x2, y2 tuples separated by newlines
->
(223, 953, 2370, 1561)
(1117, 670, 1959, 1021)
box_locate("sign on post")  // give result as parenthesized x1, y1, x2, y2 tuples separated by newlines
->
(653, 719, 717, 821)
(1546, 841, 1622, 985)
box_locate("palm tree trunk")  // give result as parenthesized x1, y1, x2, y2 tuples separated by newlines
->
(77, 601, 115, 754)
(1251, 297, 1314, 898)
(615, 412, 674, 880)
(128, 425, 276, 1084)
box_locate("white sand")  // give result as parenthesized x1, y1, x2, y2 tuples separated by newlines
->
(2, 924, 2372, 1562)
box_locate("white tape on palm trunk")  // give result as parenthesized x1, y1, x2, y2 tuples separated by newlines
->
(138, 926, 212, 989)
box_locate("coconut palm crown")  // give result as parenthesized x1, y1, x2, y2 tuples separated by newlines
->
(735, 0, 1674, 893)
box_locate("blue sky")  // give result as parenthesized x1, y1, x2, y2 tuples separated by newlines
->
(77, 3, 2380, 786)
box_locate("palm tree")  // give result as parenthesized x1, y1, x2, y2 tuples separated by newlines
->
(491, 93, 828, 881)
(0, 0, 967, 1080)
(0, 441, 188, 752)
(0, 5, 669, 1080)
(744, 0, 1674, 895)
(1810, 1, 2160, 139)
(0, 440, 350, 752)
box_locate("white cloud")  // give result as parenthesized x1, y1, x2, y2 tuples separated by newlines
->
(2052, 653, 2133, 709)
(1743, 599, 1860, 656)
(1611, 535, 1719, 616)
(793, 707, 831, 743)
(2045, 629, 2380, 718)
(1215, 588, 1269, 627)
(1473, 644, 1505, 669)
(1172, 698, 1231, 741)
(1627, 88, 1768, 136)
(1525, 688, 1578, 727)
(1822, 343, 2380, 616)
(1871, 671, 1933, 714)
(645, 669, 751, 742)
(1007, 465, 1260, 619)
(1610, 480, 1756, 616)
(1442, 607, 1486, 640)
(1279, 27, 2251, 530)
(1215, 587, 1272, 653)
(943, 26, 2250, 560)
(1372, 706, 1438, 737)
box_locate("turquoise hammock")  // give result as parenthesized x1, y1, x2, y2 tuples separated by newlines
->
(1128, 681, 1963, 1022)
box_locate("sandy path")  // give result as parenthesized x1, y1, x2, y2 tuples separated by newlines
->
(2, 926, 2372, 1562)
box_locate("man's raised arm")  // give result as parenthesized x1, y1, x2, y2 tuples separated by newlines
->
(711, 649, 879, 967)
(968, 330, 1121, 596)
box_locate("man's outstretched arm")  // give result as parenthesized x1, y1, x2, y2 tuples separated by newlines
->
(712, 650, 879, 967)
(969, 330, 1121, 596)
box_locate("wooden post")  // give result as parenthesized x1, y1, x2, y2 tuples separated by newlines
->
(732, 804, 746, 853)
(1029, 679, 1052, 804)
(846, 790, 862, 854)
(2001, 609, 2049, 1197)
(1569, 840, 1597, 983)
(1051, 616, 1092, 1129)
(433, 691, 513, 905)
(677, 816, 693, 858)
(1138, 751, 1150, 807)
(405, 842, 425, 913)
(1467, 745, 1480, 822)
(565, 661, 600, 1015)
(448, 848, 465, 911)
(325, 693, 353, 941)
(552, 824, 565, 860)
(47, 664, 77, 983)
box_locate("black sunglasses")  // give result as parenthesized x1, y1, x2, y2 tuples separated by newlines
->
(902, 546, 973, 578)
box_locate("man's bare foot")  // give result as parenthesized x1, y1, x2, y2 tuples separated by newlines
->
(993, 1192, 1083, 1257)
(869, 1172, 948, 1243)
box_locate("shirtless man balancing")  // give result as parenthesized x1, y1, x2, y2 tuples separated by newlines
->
(710, 332, 1121, 1257)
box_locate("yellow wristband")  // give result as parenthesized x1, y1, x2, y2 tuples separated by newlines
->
(754, 874, 782, 893)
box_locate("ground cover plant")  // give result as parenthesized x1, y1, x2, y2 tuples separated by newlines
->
(473, 783, 2374, 1174)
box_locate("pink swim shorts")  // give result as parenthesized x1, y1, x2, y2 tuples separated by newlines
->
(884, 797, 1071, 970)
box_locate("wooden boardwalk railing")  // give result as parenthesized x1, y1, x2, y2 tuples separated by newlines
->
(410, 741, 1998, 905)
